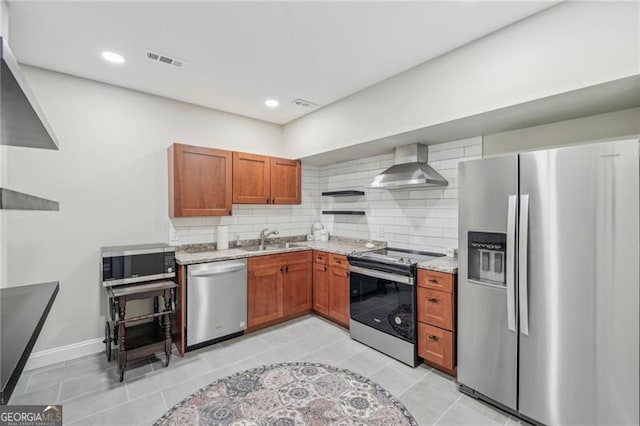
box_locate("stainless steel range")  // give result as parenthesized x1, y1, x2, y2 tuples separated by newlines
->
(347, 248, 442, 367)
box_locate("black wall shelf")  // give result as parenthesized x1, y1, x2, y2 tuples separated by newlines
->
(0, 188, 59, 211)
(321, 190, 365, 197)
(322, 210, 366, 215)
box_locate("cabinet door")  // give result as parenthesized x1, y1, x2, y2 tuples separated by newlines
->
(283, 261, 313, 316)
(169, 143, 233, 217)
(248, 265, 283, 327)
(313, 262, 329, 315)
(328, 267, 350, 327)
(270, 157, 301, 204)
(233, 152, 271, 204)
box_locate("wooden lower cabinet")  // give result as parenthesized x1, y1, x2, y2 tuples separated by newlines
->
(313, 262, 329, 315)
(247, 251, 312, 329)
(328, 266, 350, 327)
(283, 261, 313, 316)
(247, 264, 284, 327)
(417, 287, 454, 330)
(418, 323, 455, 370)
(312, 251, 350, 327)
(417, 268, 457, 376)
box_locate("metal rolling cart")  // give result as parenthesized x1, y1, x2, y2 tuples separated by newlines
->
(104, 280, 177, 382)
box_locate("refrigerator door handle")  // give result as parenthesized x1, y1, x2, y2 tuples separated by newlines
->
(519, 194, 530, 336)
(506, 195, 517, 332)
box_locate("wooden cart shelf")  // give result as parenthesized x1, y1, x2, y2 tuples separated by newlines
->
(104, 280, 177, 382)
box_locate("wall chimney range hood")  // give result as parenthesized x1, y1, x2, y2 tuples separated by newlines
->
(368, 143, 448, 189)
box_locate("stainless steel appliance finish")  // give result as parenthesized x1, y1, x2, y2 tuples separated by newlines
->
(349, 320, 417, 366)
(458, 139, 640, 425)
(186, 259, 247, 349)
(100, 243, 175, 287)
(458, 155, 518, 410)
(368, 144, 448, 189)
(348, 248, 441, 367)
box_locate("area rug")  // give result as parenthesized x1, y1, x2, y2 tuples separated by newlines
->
(154, 362, 418, 425)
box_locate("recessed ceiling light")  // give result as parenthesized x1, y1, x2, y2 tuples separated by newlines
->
(264, 99, 279, 108)
(101, 51, 125, 64)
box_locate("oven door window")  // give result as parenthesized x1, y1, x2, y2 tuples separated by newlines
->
(350, 272, 415, 343)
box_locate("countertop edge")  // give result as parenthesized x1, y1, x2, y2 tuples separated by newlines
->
(1, 281, 59, 405)
(175, 241, 386, 265)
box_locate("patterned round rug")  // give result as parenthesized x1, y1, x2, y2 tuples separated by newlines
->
(154, 362, 418, 425)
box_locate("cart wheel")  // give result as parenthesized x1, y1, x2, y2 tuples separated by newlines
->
(104, 322, 112, 362)
(119, 371, 124, 382)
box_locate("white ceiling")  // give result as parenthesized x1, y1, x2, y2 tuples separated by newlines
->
(9, 1, 557, 125)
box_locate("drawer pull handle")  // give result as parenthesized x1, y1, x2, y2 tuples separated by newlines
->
(428, 278, 439, 283)
(428, 335, 439, 341)
(427, 298, 438, 303)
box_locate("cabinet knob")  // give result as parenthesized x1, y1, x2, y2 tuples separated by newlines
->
(324, 266, 327, 271)
(428, 335, 439, 341)
(427, 298, 438, 303)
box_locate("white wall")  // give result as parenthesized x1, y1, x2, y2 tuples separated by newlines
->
(283, 1, 640, 159)
(3, 66, 283, 351)
(483, 107, 640, 156)
(320, 137, 481, 252)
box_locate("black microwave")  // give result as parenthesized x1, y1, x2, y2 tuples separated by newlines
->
(101, 243, 175, 287)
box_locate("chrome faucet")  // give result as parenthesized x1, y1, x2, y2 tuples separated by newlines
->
(259, 228, 279, 247)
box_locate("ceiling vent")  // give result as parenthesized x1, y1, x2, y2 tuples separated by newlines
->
(292, 98, 319, 109)
(146, 51, 184, 68)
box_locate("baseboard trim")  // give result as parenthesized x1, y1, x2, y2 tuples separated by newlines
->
(24, 337, 104, 371)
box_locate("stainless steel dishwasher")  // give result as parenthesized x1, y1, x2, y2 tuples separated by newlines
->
(186, 258, 247, 350)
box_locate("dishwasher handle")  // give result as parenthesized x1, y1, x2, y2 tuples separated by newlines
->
(189, 263, 246, 277)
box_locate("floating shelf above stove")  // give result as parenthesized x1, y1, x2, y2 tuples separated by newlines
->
(322, 210, 365, 215)
(321, 190, 365, 197)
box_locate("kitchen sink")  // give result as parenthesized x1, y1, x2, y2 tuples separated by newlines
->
(241, 242, 306, 252)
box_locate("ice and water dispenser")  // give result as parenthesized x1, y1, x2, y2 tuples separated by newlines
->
(467, 232, 506, 285)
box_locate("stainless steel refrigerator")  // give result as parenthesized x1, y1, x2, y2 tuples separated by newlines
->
(458, 139, 639, 425)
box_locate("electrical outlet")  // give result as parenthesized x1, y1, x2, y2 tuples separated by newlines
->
(378, 226, 384, 237)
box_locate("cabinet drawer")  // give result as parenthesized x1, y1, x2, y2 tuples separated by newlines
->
(328, 254, 348, 269)
(418, 269, 454, 293)
(418, 323, 455, 370)
(417, 287, 454, 331)
(313, 250, 328, 265)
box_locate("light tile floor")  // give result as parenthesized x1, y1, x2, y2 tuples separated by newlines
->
(10, 315, 527, 425)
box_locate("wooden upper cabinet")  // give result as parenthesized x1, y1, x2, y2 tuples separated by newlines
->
(233, 152, 271, 204)
(168, 143, 232, 217)
(270, 157, 301, 204)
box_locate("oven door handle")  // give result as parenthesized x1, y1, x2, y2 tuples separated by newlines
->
(349, 265, 414, 285)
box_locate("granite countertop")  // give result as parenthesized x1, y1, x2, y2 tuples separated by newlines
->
(1, 281, 59, 404)
(175, 237, 386, 265)
(417, 256, 458, 274)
